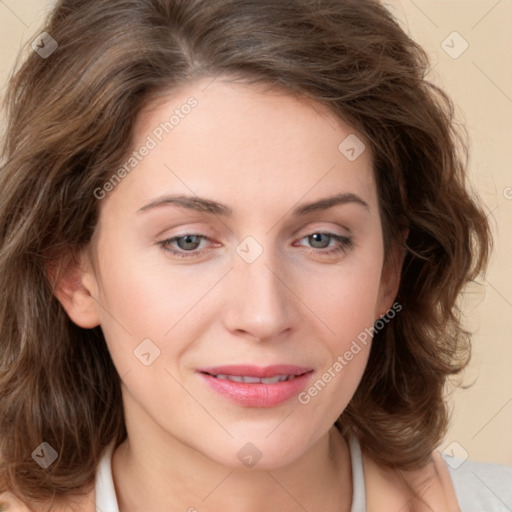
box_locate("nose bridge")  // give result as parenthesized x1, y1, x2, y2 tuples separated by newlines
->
(223, 236, 294, 340)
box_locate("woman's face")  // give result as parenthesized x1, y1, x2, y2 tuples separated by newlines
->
(72, 77, 402, 469)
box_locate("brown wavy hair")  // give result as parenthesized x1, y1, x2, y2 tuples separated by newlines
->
(0, 0, 492, 507)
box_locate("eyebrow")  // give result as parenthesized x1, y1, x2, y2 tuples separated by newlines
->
(137, 192, 370, 216)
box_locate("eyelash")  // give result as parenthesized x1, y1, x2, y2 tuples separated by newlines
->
(157, 232, 354, 259)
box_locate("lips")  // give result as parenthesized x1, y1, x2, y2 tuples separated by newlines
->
(197, 364, 312, 379)
(196, 364, 314, 407)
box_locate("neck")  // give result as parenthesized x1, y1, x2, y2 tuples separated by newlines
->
(111, 412, 352, 512)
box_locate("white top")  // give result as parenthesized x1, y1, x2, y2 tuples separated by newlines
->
(95, 436, 512, 511)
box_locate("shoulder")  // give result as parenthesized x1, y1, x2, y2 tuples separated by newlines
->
(0, 491, 33, 511)
(442, 454, 512, 512)
(356, 434, 512, 512)
(0, 488, 96, 512)
(0, 490, 43, 511)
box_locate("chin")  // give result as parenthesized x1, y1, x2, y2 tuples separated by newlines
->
(205, 435, 310, 471)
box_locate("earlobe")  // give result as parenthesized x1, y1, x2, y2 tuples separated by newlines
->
(48, 252, 101, 329)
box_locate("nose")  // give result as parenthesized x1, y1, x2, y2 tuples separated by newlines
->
(222, 245, 296, 342)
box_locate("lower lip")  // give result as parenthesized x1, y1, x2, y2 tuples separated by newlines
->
(198, 372, 313, 407)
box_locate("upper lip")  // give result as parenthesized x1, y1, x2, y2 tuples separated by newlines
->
(197, 365, 313, 378)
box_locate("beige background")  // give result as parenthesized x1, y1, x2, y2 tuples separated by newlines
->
(1, 1, 511, 466)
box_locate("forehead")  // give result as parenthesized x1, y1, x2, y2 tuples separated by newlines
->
(106, 77, 377, 215)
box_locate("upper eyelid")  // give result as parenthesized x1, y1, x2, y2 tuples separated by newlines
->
(162, 228, 349, 241)
(159, 221, 352, 239)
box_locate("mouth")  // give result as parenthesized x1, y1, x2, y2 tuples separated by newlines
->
(204, 374, 301, 384)
(196, 364, 314, 407)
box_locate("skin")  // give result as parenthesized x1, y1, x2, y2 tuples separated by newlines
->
(56, 76, 404, 512)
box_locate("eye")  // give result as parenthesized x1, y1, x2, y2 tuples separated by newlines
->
(295, 232, 353, 256)
(158, 234, 211, 258)
(157, 231, 354, 260)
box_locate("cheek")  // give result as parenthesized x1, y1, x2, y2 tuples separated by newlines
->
(93, 219, 383, 371)
(90, 244, 176, 369)
(296, 268, 380, 421)
(298, 250, 383, 396)
(94, 232, 187, 325)
(92, 244, 224, 378)
(301, 253, 383, 338)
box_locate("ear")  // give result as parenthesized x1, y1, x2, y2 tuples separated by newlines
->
(47, 250, 101, 329)
(375, 228, 409, 319)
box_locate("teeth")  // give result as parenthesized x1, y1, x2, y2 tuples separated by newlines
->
(227, 375, 244, 383)
(211, 374, 297, 383)
(243, 376, 263, 383)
